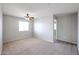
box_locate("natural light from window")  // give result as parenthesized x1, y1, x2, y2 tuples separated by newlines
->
(54, 19, 57, 30)
(19, 21, 29, 31)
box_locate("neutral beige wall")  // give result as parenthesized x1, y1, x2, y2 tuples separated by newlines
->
(34, 15, 53, 42)
(57, 13, 77, 44)
(0, 6, 2, 54)
(3, 15, 33, 43)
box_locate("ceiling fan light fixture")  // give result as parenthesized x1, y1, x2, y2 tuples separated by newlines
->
(26, 13, 29, 18)
(29, 17, 34, 21)
(25, 13, 34, 21)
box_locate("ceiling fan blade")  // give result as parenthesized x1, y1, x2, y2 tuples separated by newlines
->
(29, 17, 34, 20)
(24, 13, 34, 21)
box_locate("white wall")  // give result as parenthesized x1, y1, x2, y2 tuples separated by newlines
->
(57, 13, 77, 44)
(34, 15, 53, 42)
(0, 6, 2, 54)
(3, 15, 33, 43)
(78, 10, 79, 52)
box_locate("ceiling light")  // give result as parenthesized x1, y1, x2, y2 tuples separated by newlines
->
(25, 13, 34, 21)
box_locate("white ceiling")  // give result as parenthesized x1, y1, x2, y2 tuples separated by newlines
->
(1, 3, 79, 18)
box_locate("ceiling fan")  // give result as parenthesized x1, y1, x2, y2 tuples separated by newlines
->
(25, 13, 34, 21)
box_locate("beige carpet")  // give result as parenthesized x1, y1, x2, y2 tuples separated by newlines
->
(2, 38, 78, 55)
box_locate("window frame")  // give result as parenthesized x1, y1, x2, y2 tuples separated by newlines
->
(18, 21, 30, 32)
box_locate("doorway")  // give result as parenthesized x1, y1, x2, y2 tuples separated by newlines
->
(53, 15, 57, 41)
(53, 13, 77, 44)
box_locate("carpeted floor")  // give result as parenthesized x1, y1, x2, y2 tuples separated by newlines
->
(2, 38, 78, 55)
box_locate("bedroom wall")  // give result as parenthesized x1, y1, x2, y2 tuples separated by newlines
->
(57, 13, 77, 44)
(0, 6, 3, 54)
(3, 15, 33, 43)
(78, 10, 79, 52)
(34, 15, 53, 42)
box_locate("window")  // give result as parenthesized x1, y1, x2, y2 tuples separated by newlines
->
(19, 21, 29, 31)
